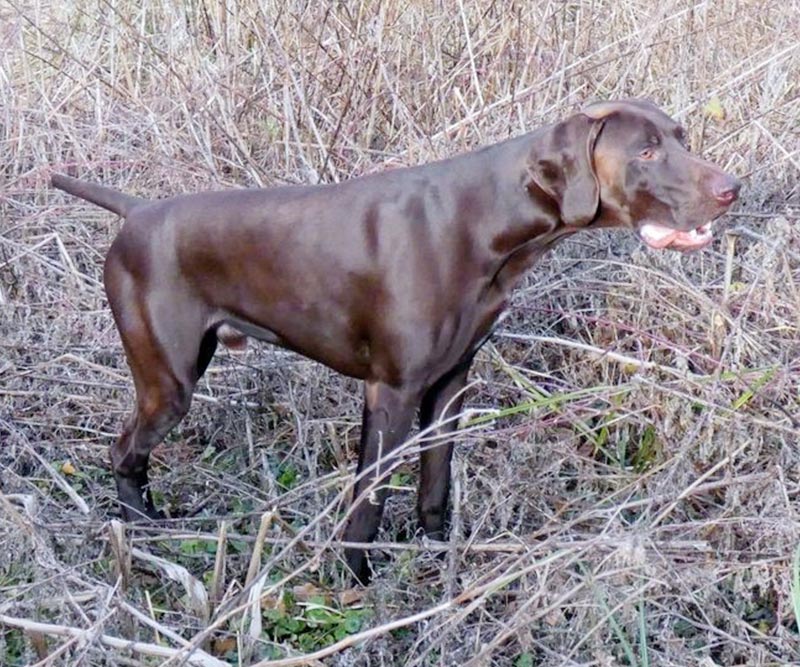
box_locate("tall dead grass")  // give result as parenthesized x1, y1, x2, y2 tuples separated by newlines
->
(1, 1, 799, 665)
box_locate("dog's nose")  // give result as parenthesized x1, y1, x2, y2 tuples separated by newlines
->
(712, 175, 741, 205)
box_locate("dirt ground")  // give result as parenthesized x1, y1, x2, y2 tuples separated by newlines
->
(1, 1, 799, 665)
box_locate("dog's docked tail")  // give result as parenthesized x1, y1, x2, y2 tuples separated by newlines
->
(51, 173, 146, 217)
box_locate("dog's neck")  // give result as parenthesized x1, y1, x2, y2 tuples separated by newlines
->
(451, 134, 574, 295)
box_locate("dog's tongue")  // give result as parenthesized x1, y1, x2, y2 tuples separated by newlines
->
(640, 222, 713, 251)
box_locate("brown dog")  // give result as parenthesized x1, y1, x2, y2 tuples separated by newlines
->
(52, 99, 739, 583)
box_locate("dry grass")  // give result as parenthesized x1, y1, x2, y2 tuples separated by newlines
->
(2, 0, 799, 665)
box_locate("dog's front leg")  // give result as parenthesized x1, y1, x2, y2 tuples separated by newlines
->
(344, 381, 419, 584)
(417, 357, 473, 540)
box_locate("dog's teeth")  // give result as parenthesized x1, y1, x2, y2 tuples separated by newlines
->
(640, 223, 674, 241)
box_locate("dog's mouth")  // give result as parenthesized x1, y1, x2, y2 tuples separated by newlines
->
(638, 221, 714, 252)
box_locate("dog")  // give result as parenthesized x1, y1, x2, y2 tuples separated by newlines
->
(51, 99, 740, 583)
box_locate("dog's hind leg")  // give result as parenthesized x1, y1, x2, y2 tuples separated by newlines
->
(104, 253, 216, 520)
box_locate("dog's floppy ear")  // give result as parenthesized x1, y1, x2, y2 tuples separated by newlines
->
(527, 113, 605, 227)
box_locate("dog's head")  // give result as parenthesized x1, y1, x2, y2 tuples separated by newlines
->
(527, 98, 740, 251)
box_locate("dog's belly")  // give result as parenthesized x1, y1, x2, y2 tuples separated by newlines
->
(213, 309, 375, 380)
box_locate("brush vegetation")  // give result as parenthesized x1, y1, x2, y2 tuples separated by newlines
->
(1, 1, 799, 665)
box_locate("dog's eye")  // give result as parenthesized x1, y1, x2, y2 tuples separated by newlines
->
(639, 146, 658, 160)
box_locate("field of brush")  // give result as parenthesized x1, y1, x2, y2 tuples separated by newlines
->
(1, 1, 799, 665)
